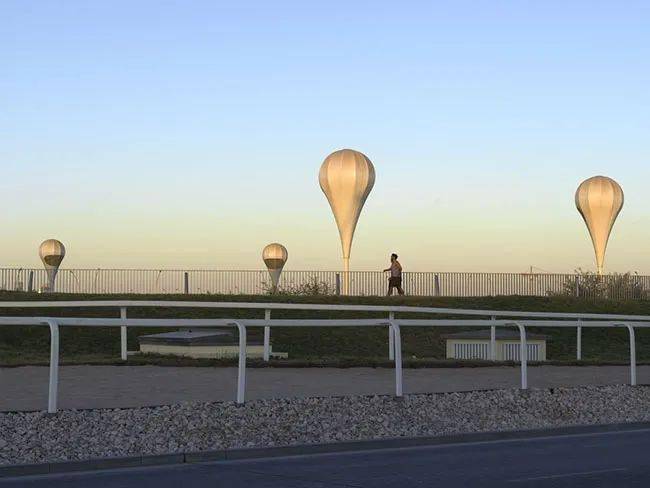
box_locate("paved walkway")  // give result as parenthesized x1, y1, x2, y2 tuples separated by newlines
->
(0, 365, 645, 412)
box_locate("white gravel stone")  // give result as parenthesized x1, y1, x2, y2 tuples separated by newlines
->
(1, 385, 649, 466)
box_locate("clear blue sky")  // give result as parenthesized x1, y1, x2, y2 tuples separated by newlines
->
(2, 1, 649, 272)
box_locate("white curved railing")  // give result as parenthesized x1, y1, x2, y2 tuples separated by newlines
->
(2, 299, 650, 362)
(1, 300, 648, 413)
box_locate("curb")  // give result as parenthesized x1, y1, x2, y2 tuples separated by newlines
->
(3, 421, 650, 478)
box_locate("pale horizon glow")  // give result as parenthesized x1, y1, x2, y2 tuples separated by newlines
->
(2, 1, 649, 274)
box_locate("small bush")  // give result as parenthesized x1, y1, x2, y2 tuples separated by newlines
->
(555, 269, 646, 300)
(262, 275, 336, 296)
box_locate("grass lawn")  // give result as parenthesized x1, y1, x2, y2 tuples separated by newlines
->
(1, 292, 649, 367)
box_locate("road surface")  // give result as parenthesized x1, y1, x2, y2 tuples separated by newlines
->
(3, 427, 650, 487)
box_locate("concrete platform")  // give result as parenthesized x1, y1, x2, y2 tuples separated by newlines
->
(0, 364, 646, 412)
(137, 330, 286, 359)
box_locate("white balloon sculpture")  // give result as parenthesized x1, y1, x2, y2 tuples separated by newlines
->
(575, 175, 624, 275)
(39, 239, 66, 292)
(262, 243, 288, 292)
(319, 149, 375, 294)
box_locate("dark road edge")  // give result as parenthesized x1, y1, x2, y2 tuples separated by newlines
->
(3, 421, 650, 478)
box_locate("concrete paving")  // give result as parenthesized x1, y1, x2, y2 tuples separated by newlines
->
(3, 427, 650, 487)
(0, 364, 646, 412)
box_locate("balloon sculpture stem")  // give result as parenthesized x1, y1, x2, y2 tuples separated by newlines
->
(343, 257, 350, 296)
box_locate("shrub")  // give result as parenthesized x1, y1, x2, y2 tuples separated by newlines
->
(557, 269, 646, 300)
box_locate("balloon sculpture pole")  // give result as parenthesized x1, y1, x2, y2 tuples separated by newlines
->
(39, 239, 66, 293)
(575, 175, 624, 276)
(319, 149, 375, 296)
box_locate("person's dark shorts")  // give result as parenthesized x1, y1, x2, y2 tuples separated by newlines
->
(388, 277, 402, 288)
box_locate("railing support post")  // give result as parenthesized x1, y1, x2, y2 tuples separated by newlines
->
(389, 321, 403, 397)
(263, 309, 271, 362)
(514, 322, 528, 390)
(46, 319, 60, 414)
(576, 321, 582, 361)
(490, 316, 496, 361)
(388, 311, 395, 360)
(233, 321, 247, 404)
(625, 324, 637, 386)
(120, 307, 127, 361)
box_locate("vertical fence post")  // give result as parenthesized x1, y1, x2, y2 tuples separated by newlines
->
(389, 321, 403, 397)
(184, 272, 189, 294)
(46, 319, 60, 414)
(490, 316, 496, 361)
(120, 307, 127, 361)
(576, 321, 582, 361)
(335, 273, 341, 296)
(263, 309, 271, 362)
(28, 271, 34, 293)
(388, 311, 395, 360)
(434, 274, 440, 297)
(626, 324, 637, 386)
(515, 323, 528, 390)
(234, 322, 247, 404)
(575, 274, 580, 298)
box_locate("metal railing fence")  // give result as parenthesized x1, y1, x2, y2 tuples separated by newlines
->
(1, 268, 649, 299)
(1, 300, 650, 412)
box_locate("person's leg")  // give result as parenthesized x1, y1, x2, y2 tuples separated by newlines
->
(397, 278, 404, 295)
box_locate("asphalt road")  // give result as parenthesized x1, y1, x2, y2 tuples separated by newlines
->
(3, 427, 650, 487)
(1, 364, 644, 411)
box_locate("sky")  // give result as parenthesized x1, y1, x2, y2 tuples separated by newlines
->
(2, 1, 649, 273)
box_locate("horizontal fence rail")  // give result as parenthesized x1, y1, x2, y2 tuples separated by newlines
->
(1, 268, 649, 299)
(1, 300, 649, 412)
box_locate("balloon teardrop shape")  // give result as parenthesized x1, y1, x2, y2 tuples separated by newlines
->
(319, 149, 375, 294)
(39, 239, 66, 292)
(262, 243, 288, 291)
(575, 176, 623, 275)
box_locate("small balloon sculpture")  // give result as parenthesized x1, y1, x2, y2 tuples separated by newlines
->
(262, 243, 288, 293)
(39, 239, 66, 292)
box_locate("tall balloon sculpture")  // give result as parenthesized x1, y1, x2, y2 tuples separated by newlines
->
(262, 243, 288, 293)
(39, 239, 66, 292)
(575, 176, 624, 275)
(319, 149, 375, 294)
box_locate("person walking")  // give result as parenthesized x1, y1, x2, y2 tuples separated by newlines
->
(384, 253, 404, 296)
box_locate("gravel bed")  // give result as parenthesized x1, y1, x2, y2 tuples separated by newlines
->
(1, 385, 649, 466)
